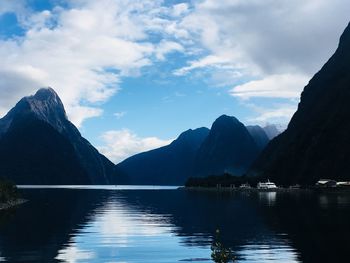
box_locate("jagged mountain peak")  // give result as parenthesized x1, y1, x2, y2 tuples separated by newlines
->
(210, 115, 244, 135)
(0, 87, 69, 136)
(213, 115, 240, 125)
(0, 87, 114, 184)
(33, 87, 60, 101)
(23, 87, 66, 119)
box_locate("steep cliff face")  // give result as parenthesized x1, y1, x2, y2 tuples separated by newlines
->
(250, 22, 350, 185)
(115, 127, 210, 185)
(0, 88, 114, 184)
(194, 115, 260, 176)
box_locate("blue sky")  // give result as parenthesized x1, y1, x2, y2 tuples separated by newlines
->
(0, 0, 349, 163)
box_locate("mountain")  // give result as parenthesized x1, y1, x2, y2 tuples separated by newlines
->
(115, 127, 210, 185)
(250, 22, 350, 186)
(263, 124, 281, 140)
(194, 115, 261, 176)
(246, 125, 270, 151)
(0, 88, 114, 184)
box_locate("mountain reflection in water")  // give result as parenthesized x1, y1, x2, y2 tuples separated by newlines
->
(0, 187, 349, 262)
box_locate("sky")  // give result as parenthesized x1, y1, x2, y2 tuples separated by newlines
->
(0, 0, 349, 163)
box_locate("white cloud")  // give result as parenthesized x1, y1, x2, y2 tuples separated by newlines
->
(0, 68, 43, 116)
(232, 73, 306, 125)
(173, 0, 350, 98)
(68, 106, 103, 128)
(0, 0, 27, 17)
(155, 40, 184, 60)
(97, 129, 173, 163)
(245, 103, 298, 125)
(113, 111, 126, 119)
(173, 55, 237, 76)
(179, 0, 350, 75)
(230, 74, 309, 99)
(172, 3, 189, 17)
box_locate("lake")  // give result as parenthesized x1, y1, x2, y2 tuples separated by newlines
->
(0, 186, 349, 262)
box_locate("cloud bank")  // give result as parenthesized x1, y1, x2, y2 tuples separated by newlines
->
(97, 129, 173, 163)
(0, 0, 185, 126)
(176, 0, 350, 78)
(1, 0, 349, 126)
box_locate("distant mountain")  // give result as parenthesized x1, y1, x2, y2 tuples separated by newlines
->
(0, 88, 114, 184)
(250, 22, 350, 186)
(194, 115, 261, 176)
(263, 124, 281, 140)
(115, 127, 210, 185)
(246, 125, 270, 151)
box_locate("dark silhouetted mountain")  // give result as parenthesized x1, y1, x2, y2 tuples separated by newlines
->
(263, 124, 281, 139)
(115, 127, 210, 185)
(246, 125, 270, 151)
(0, 88, 114, 184)
(194, 115, 260, 176)
(250, 22, 350, 186)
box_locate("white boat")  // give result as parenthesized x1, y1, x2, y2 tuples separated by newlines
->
(239, 183, 251, 189)
(257, 180, 277, 190)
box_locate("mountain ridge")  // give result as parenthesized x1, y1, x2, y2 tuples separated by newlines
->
(115, 127, 210, 185)
(116, 115, 272, 185)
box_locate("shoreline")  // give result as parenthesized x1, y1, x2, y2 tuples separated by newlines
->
(181, 186, 312, 193)
(182, 186, 350, 194)
(0, 199, 27, 211)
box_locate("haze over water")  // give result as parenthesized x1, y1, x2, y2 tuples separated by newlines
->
(0, 186, 349, 262)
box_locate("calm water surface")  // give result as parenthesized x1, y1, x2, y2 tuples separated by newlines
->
(0, 186, 350, 262)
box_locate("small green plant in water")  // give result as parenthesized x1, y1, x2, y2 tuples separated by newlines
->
(211, 229, 236, 263)
(0, 179, 18, 203)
